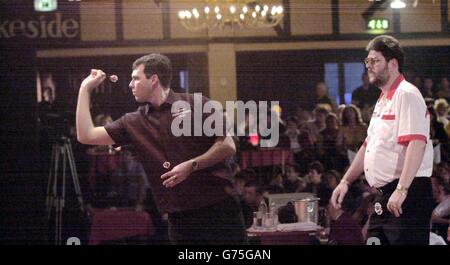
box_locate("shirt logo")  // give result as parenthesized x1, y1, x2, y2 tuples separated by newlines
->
(381, 114, 395, 120)
(172, 107, 191, 118)
(374, 202, 383, 215)
(163, 161, 171, 169)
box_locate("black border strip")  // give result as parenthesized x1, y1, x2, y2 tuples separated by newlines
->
(115, 0, 123, 41)
(441, 0, 449, 32)
(332, 0, 340, 34)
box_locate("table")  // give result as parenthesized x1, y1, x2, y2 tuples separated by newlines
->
(88, 207, 155, 245)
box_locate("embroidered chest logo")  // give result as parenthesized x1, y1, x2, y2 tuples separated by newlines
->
(172, 107, 191, 118)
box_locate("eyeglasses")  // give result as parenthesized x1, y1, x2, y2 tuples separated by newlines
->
(364, 57, 382, 67)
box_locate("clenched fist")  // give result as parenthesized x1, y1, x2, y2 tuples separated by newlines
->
(80, 69, 107, 93)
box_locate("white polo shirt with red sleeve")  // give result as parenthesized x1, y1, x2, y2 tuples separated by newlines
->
(363, 74, 433, 188)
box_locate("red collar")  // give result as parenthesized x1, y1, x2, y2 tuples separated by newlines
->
(378, 74, 404, 101)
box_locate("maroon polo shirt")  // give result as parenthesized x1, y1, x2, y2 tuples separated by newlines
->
(104, 89, 233, 213)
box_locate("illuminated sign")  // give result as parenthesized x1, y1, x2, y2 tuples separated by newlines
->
(34, 0, 58, 12)
(0, 13, 79, 39)
(367, 18, 390, 31)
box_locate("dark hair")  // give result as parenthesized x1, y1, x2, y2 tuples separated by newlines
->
(341, 104, 365, 126)
(366, 35, 404, 73)
(132, 53, 172, 88)
(308, 161, 324, 174)
(323, 170, 342, 182)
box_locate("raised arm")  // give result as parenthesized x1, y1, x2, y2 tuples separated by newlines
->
(76, 69, 115, 146)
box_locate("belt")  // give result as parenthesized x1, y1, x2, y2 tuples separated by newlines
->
(374, 179, 399, 196)
(374, 176, 428, 195)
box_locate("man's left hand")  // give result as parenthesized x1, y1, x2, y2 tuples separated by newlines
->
(387, 190, 407, 218)
(161, 160, 193, 188)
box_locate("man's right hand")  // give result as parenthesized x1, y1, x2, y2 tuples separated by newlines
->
(80, 69, 107, 93)
(76, 68, 115, 146)
(331, 182, 349, 209)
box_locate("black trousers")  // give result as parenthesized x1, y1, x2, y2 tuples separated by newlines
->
(167, 195, 248, 245)
(367, 177, 433, 245)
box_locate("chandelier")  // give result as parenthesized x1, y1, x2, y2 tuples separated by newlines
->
(177, 1, 284, 31)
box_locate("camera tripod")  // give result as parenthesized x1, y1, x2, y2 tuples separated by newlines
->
(45, 136, 85, 245)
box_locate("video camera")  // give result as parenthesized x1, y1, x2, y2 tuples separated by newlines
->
(40, 110, 75, 141)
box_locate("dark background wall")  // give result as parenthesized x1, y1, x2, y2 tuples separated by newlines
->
(237, 46, 450, 116)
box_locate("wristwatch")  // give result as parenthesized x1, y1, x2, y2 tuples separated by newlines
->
(396, 183, 408, 196)
(191, 159, 199, 171)
(340, 179, 350, 186)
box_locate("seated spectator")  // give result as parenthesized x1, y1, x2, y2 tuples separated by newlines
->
(425, 97, 436, 108)
(327, 189, 364, 245)
(267, 168, 285, 194)
(434, 98, 449, 128)
(317, 113, 345, 171)
(336, 104, 346, 125)
(337, 105, 367, 155)
(421, 77, 436, 99)
(241, 181, 267, 228)
(306, 106, 329, 144)
(304, 161, 332, 207)
(431, 176, 450, 243)
(283, 164, 306, 193)
(429, 107, 448, 143)
(436, 77, 450, 102)
(309, 81, 337, 112)
(284, 116, 302, 151)
(351, 72, 379, 109)
(360, 105, 375, 126)
(323, 170, 342, 191)
(412, 76, 423, 92)
(436, 163, 450, 185)
(293, 130, 320, 174)
(429, 107, 449, 162)
(295, 107, 312, 128)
